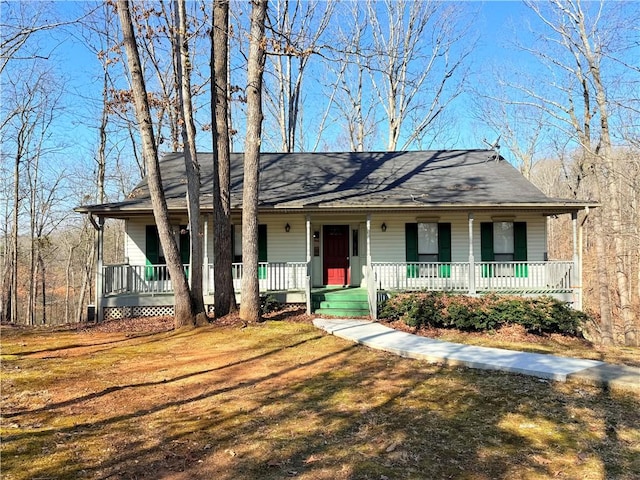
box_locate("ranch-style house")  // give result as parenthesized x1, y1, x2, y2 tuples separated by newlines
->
(75, 150, 594, 322)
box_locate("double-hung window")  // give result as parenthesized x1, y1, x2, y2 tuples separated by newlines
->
(232, 224, 268, 279)
(406, 222, 451, 278)
(481, 221, 527, 277)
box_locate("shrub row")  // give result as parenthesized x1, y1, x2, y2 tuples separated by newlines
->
(378, 292, 588, 336)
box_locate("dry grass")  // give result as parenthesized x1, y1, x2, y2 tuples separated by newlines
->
(2, 313, 639, 480)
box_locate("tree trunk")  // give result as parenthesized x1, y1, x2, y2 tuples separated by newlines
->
(239, 0, 267, 323)
(174, 0, 206, 323)
(211, 0, 237, 317)
(569, 0, 637, 346)
(116, 0, 194, 329)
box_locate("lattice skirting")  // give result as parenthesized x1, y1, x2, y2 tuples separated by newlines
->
(103, 305, 216, 321)
(103, 305, 174, 320)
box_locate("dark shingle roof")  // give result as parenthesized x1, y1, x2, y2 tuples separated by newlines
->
(77, 150, 593, 215)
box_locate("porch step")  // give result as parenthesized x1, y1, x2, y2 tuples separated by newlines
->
(312, 287, 370, 318)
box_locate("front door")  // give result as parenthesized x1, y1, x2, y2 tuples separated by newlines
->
(323, 225, 350, 285)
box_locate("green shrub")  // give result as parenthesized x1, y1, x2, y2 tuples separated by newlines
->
(378, 292, 444, 328)
(378, 292, 587, 336)
(260, 294, 281, 314)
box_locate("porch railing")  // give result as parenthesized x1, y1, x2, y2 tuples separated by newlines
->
(103, 260, 574, 297)
(103, 262, 308, 296)
(372, 261, 574, 294)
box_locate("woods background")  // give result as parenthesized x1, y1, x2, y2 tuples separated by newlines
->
(1, 0, 638, 344)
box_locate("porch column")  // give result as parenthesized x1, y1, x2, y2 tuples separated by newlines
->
(95, 215, 105, 323)
(366, 214, 372, 266)
(572, 211, 580, 310)
(366, 214, 377, 320)
(203, 214, 209, 296)
(305, 215, 312, 314)
(468, 212, 476, 295)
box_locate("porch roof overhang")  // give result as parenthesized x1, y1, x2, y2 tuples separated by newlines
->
(74, 198, 597, 219)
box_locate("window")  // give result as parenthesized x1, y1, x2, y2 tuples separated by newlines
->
(418, 223, 439, 263)
(233, 224, 242, 263)
(232, 224, 267, 279)
(480, 221, 528, 277)
(313, 231, 320, 257)
(405, 223, 451, 278)
(493, 222, 514, 262)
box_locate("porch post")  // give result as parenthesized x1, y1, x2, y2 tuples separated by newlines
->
(468, 212, 476, 295)
(575, 209, 587, 310)
(366, 214, 376, 320)
(366, 214, 372, 266)
(305, 215, 312, 315)
(95, 216, 105, 323)
(203, 214, 209, 296)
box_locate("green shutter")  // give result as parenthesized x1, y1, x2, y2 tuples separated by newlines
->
(514, 222, 528, 277)
(438, 223, 451, 278)
(405, 223, 418, 278)
(258, 224, 267, 279)
(480, 222, 494, 277)
(145, 225, 159, 280)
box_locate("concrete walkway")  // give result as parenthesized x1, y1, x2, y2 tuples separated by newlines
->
(313, 318, 640, 393)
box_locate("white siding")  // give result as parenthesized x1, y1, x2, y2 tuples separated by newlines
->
(125, 218, 150, 265)
(122, 211, 549, 266)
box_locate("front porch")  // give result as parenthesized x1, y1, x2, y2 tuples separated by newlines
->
(99, 259, 577, 320)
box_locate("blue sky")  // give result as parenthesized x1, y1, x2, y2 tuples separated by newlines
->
(2, 0, 638, 210)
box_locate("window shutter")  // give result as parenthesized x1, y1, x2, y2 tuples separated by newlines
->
(258, 224, 267, 279)
(513, 222, 527, 261)
(480, 222, 494, 277)
(514, 222, 528, 277)
(405, 223, 418, 278)
(480, 222, 494, 261)
(145, 225, 159, 280)
(438, 223, 451, 278)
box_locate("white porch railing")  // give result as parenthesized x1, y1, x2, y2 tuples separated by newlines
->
(103, 262, 308, 296)
(372, 261, 574, 294)
(104, 261, 574, 297)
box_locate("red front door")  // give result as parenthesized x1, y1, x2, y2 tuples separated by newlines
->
(323, 225, 350, 285)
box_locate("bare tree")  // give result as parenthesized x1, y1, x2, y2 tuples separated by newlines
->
(524, 0, 638, 346)
(239, 0, 267, 323)
(116, 0, 195, 328)
(263, 0, 334, 152)
(211, 0, 237, 317)
(365, 0, 472, 150)
(174, 0, 206, 323)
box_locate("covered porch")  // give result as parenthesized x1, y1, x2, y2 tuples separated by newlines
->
(95, 210, 586, 321)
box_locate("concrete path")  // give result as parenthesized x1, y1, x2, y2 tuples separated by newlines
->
(313, 318, 640, 393)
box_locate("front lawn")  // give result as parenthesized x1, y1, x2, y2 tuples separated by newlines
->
(2, 317, 639, 479)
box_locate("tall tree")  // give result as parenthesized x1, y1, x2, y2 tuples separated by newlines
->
(211, 0, 237, 317)
(239, 0, 267, 323)
(264, 0, 334, 152)
(365, 0, 471, 150)
(524, 0, 638, 346)
(116, 0, 195, 328)
(174, 0, 207, 323)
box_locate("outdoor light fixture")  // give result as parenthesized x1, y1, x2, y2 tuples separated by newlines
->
(285, 223, 291, 232)
(381, 222, 387, 232)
